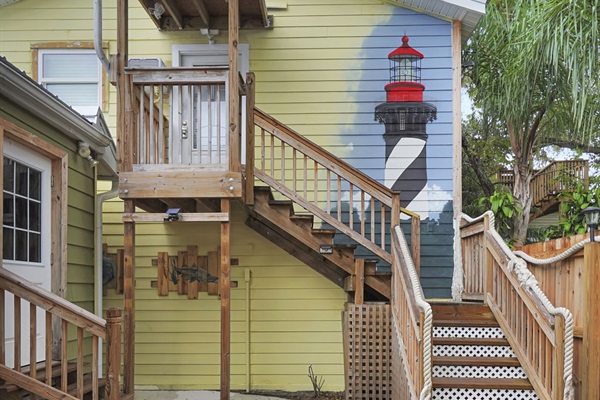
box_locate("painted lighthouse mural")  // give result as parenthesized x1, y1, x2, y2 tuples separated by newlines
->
(375, 36, 437, 209)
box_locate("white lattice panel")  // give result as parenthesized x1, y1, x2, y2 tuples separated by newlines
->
(433, 388, 539, 400)
(433, 365, 528, 379)
(434, 326, 505, 339)
(433, 344, 515, 358)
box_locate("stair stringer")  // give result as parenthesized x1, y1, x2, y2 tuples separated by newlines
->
(246, 186, 390, 299)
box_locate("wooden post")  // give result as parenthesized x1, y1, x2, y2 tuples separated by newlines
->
(582, 242, 600, 400)
(117, 0, 130, 173)
(553, 314, 566, 400)
(245, 72, 256, 205)
(483, 213, 493, 300)
(220, 199, 231, 400)
(411, 215, 421, 276)
(105, 308, 122, 400)
(228, 0, 240, 173)
(391, 192, 401, 229)
(354, 259, 365, 305)
(123, 201, 135, 395)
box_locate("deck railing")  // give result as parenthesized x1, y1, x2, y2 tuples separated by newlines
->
(495, 160, 589, 208)
(249, 106, 420, 266)
(0, 268, 123, 400)
(390, 225, 432, 400)
(126, 67, 240, 170)
(460, 213, 574, 400)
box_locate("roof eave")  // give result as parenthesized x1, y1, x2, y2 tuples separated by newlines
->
(0, 60, 118, 180)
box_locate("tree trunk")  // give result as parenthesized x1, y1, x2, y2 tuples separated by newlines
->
(512, 160, 534, 246)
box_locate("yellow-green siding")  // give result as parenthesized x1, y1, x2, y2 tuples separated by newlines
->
(102, 201, 347, 390)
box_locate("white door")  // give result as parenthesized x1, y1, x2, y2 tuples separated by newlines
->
(3, 138, 52, 368)
(171, 44, 249, 165)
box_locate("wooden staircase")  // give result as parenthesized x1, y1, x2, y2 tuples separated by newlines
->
(247, 186, 391, 300)
(495, 160, 589, 219)
(431, 303, 538, 399)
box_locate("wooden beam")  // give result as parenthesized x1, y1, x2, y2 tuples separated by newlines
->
(128, 68, 228, 85)
(583, 242, 600, 400)
(160, 0, 184, 29)
(354, 259, 365, 305)
(190, 0, 210, 27)
(220, 199, 231, 400)
(122, 212, 229, 222)
(228, 0, 240, 173)
(119, 171, 243, 198)
(123, 201, 135, 395)
(245, 72, 256, 205)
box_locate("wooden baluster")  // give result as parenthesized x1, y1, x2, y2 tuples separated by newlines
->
(217, 84, 223, 165)
(0, 288, 4, 365)
(371, 197, 375, 243)
(30, 303, 36, 379)
(77, 327, 84, 399)
(260, 128, 265, 171)
(92, 335, 99, 400)
(158, 85, 164, 163)
(313, 161, 318, 204)
(292, 148, 297, 192)
(45, 312, 52, 385)
(281, 141, 285, 185)
(14, 295, 21, 371)
(360, 190, 365, 237)
(337, 176, 342, 221)
(149, 84, 154, 164)
(61, 319, 68, 391)
(270, 134, 275, 177)
(326, 170, 331, 214)
(349, 183, 354, 230)
(303, 154, 308, 199)
(411, 216, 420, 275)
(177, 84, 183, 164)
(139, 85, 145, 164)
(381, 204, 386, 251)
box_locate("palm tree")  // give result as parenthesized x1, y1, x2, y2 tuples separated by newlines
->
(464, 0, 599, 245)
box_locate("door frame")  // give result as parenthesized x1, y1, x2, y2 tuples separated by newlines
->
(172, 44, 250, 162)
(1, 117, 69, 357)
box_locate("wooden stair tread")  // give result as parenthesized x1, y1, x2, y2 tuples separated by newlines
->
(289, 214, 313, 221)
(433, 356, 520, 367)
(432, 377, 533, 390)
(433, 337, 509, 346)
(66, 376, 106, 397)
(434, 320, 500, 327)
(0, 361, 78, 393)
(268, 199, 293, 207)
(311, 228, 336, 235)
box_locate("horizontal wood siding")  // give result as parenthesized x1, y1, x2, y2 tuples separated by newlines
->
(102, 199, 347, 390)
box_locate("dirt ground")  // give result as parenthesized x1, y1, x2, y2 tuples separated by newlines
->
(240, 391, 344, 400)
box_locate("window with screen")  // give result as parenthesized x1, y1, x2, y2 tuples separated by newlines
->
(38, 50, 101, 120)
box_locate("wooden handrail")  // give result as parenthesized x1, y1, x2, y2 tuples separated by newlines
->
(390, 225, 432, 399)
(460, 213, 574, 400)
(252, 107, 421, 266)
(0, 268, 123, 400)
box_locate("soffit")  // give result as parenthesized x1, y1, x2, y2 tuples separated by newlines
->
(138, 0, 271, 31)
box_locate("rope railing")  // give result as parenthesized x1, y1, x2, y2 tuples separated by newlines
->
(460, 212, 575, 400)
(391, 225, 433, 400)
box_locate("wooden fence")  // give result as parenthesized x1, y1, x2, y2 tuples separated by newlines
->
(343, 303, 392, 400)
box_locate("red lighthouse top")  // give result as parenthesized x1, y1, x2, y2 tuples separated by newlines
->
(385, 35, 425, 102)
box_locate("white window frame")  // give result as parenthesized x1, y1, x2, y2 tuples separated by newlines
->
(37, 49, 102, 119)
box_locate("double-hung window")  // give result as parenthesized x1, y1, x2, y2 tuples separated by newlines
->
(37, 49, 101, 120)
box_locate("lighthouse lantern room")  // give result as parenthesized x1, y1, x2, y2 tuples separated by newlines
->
(386, 35, 425, 102)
